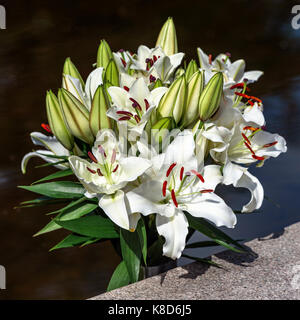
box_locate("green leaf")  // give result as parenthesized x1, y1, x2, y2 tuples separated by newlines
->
(46, 197, 87, 215)
(182, 254, 224, 269)
(186, 214, 246, 253)
(107, 261, 130, 292)
(120, 228, 142, 283)
(50, 234, 91, 251)
(55, 215, 119, 238)
(32, 169, 73, 185)
(186, 239, 244, 249)
(137, 219, 147, 266)
(34, 202, 98, 236)
(19, 181, 85, 199)
(16, 197, 68, 209)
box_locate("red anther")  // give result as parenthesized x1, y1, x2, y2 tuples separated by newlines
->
(123, 86, 130, 92)
(118, 116, 131, 121)
(166, 163, 177, 177)
(249, 95, 262, 103)
(171, 189, 178, 207)
(230, 83, 250, 92)
(191, 170, 205, 183)
(153, 55, 158, 62)
(162, 180, 168, 197)
(134, 115, 141, 123)
(180, 167, 184, 181)
(200, 189, 214, 194)
(252, 155, 265, 161)
(129, 98, 142, 111)
(112, 164, 119, 173)
(235, 92, 251, 99)
(149, 75, 156, 83)
(242, 133, 251, 145)
(41, 123, 52, 134)
(263, 141, 278, 148)
(243, 126, 259, 132)
(208, 54, 212, 65)
(87, 167, 96, 174)
(98, 145, 107, 157)
(247, 100, 254, 106)
(144, 99, 150, 111)
(88, 151, 98, 163)
(97, 168, 103, 176)
(121, 58, 127, 68)
(243, 142, 255, 155)
(225, 52, 231, 57)
(117, 110, 133, 117)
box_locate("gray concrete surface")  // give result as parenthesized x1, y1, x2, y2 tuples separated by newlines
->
(90, 221, 300, 300)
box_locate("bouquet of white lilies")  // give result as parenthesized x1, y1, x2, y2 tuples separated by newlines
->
(19, 17, 287, 290)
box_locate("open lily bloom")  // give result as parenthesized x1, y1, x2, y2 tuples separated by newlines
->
(68, 129, 151, 230)
(21, 132, 70, 174)
(197, 47, 263, 88)
(107, 78, 167, 138)
(126, 131, 236, 259)
(62, 67, 104, 110)
(128, 45, 184, 84)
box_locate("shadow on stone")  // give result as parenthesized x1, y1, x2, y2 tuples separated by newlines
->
(258, 228, 285, 241)
(178, 260, 211, 280)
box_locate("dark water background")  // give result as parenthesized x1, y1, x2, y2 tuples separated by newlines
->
(0, 0, 300, 299)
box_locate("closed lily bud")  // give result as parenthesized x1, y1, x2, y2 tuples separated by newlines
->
(151, 117, 176, 144)
(198, 72, 223, 121)
(157, 74, 187, 124)
(58, 88, 94, 145)
(63, 57, 85, 89)
(185, 59, 198, 81)
(89, 85, 112, 136)
(46, 90, 74, 151)
(104, 59, 119, 87)
(97, 39, 113, 69)
(62, 74, 85, 104)
(156, 17, 178, 56)
(182, 70, 204, 127)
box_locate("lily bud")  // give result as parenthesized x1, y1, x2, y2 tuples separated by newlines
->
(63, 57, 85, 89)
(151, 117, 176, 144)
(157, 74, 187, 124)
(198, 72, 223, 121)
(89, 85, 112, 136)
(97, 39, 113, 69)
(46, 90, 74, 151)
(156, 17, 178, 56)
(62, 74, 85, 104)
(58, 88, 94, 145)
(185, 59, 198, 81)
(104, 59, 119, 87)
(182, 70, 204, 127)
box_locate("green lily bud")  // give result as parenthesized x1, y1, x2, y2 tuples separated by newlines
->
(89, 85, 111, 136)
(185, 59, 198, 81)
(97, 39, 113, 69)
(63, 57, 85, 89)
(182, 70, 204, 127)
(58, 88, 94, 145)
(151, 117, 176, 144)
(46, 90, 74, 151)
(104, 59, 119, 87)
(156, 17, 178, 56)
(198, 72, 223, 121)
(175, 67, 185, 79)
(157, 74, 187, 124)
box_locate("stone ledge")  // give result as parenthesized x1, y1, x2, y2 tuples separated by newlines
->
(90, 221, 300, 300)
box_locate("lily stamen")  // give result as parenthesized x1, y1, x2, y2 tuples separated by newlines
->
(87, 167, 96, 174)
(41, 123, 52, 134)
(242, 133, 251, 145)
(162, 180, 168, 197)
(200, 189, 214, 193)
(263, 141, 278, 148)
(98, 145, 107, 158)
(208, 54, 212, 65)
(190, 170, 205, 183)
(112, 164, 119, 173)
(166, 163, 177, 177)
(116, 110, 133, 117)
(97, 168, 103, 176)
(171, 189, 178, 207)
(180, 167, 184, 181)
(129, 98, 142, 111)
(88, 151, 98, 163)
(123, 86, 129, 92)
(144, 99, 150, 111)
(118, 116, 132, 121)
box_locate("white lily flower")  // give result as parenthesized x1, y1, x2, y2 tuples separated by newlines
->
(126, 131, 236, 260)
(107, 78, 167, 139)
(113, 50, 132, 74)
(21, 132, 70, 174)
(68, 129, 152, 230)
(62, 67, 104, 111)
(197, 47, 263, 87)
(129, 45, 184, 84)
